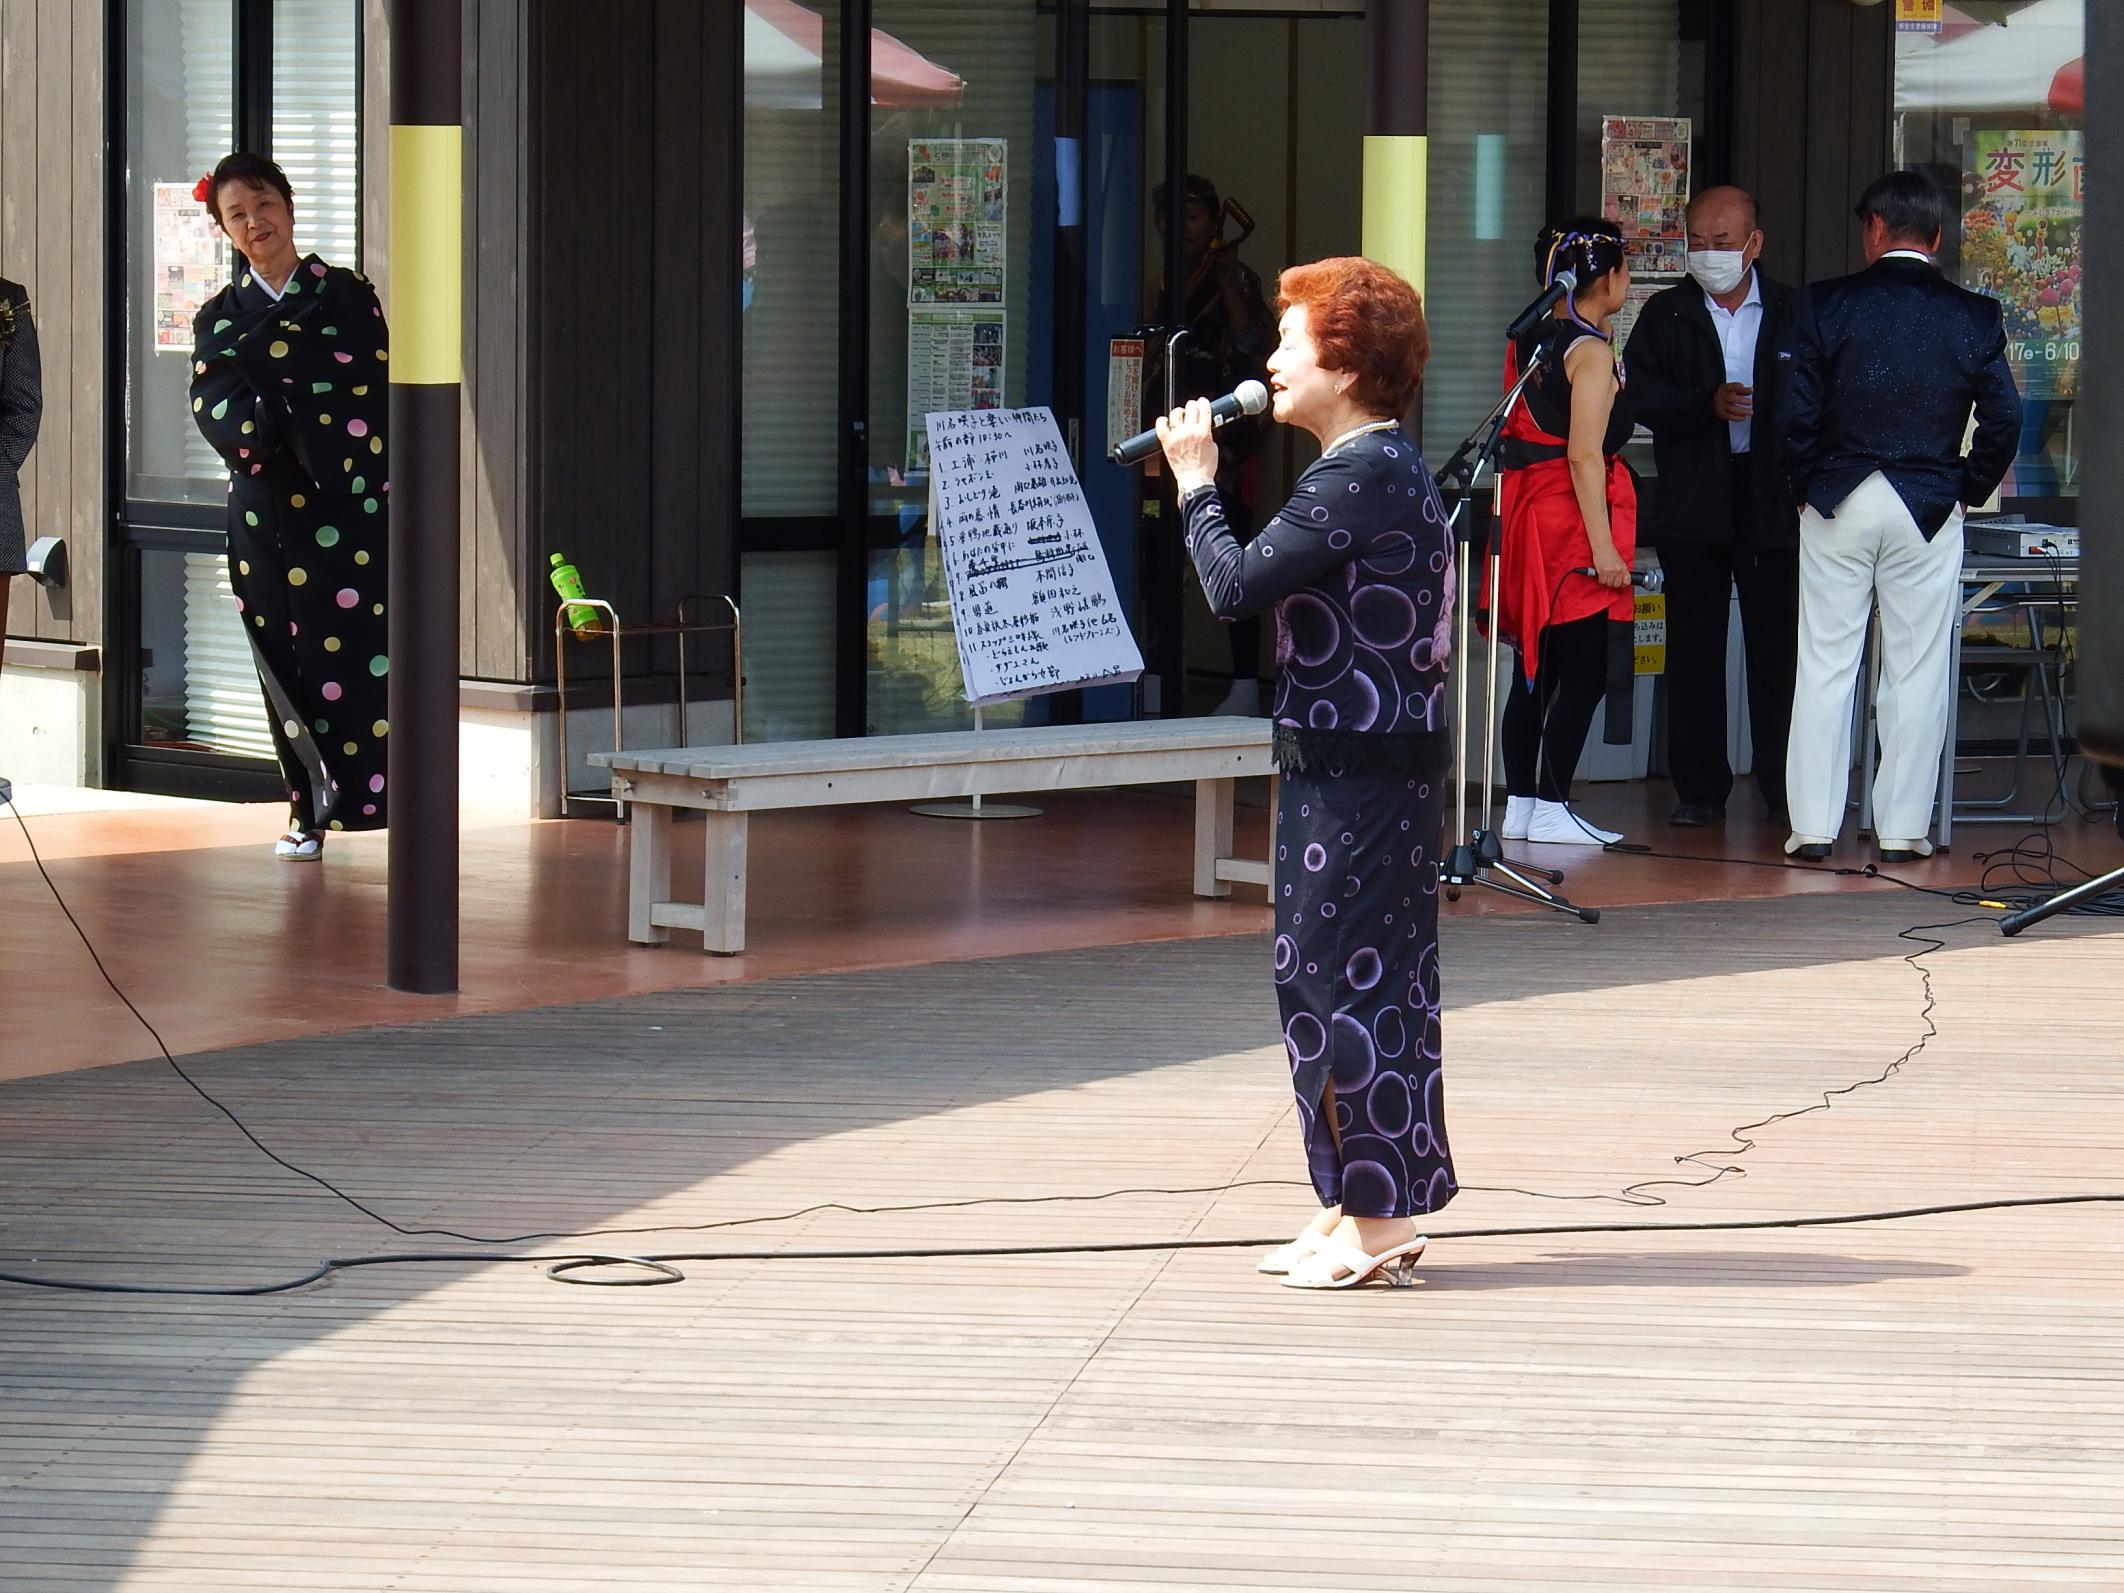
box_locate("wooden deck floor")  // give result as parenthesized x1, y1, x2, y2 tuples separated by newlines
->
(3, 890, 2122, 1589)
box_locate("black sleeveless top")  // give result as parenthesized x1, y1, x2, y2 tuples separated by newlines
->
(1513, 316, 1634, 456)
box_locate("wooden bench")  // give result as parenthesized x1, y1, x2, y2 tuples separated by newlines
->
(592, 719, 1276, 954)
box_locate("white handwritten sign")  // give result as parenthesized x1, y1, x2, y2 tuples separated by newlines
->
(924, 406, 1144, 706)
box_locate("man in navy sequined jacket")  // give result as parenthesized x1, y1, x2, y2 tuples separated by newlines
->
(1779, 171, 2022, 865)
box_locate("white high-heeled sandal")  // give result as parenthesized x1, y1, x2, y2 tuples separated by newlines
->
(1279, 1235, 1427, 1290)
(1255, 1227, 1330, 1276)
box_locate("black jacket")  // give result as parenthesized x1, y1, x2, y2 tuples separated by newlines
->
(1622, 269, 1800, 548)
(1783, 255, 2022, 538)
(0, 275, 39, 574)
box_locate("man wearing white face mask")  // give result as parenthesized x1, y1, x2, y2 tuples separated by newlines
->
(1623, 186, 1802, 829)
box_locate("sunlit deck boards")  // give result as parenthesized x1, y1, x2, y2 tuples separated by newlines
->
(3, 891, 2121, 1589)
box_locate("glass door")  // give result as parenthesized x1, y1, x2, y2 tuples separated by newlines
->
(738, 0, 845, 743)
(860, 0, 1050, 736)
(732, 1, 1167, 738)
(113, 0, 362, 798)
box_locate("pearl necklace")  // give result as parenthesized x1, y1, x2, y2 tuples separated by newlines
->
(1322, 418, 1399, 456)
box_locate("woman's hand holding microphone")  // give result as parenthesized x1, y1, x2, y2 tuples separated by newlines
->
(1587, 541, 1632, 590)
(1154, 397, 1220, 499)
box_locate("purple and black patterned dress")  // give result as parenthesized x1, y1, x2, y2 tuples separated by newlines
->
(1184, 421, 1458, 1219)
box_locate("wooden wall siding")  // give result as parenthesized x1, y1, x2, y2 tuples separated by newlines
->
(1736, 0, 1893, 290)
(463, 0, 533, 683)
(525, 0, 739, 689)
(0, 0, 104, 648)
(362, 0, 534, 684)
(647, 0, 740, 686)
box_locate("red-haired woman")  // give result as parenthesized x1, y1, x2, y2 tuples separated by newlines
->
(1156, 256, 1455, 1290)
(1494, 219, 1636, 846)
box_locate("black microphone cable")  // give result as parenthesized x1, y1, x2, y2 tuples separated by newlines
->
(5, 792, 2123, 1295)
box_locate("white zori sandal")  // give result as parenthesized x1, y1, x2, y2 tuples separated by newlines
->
(1256, 1228, 1330, 1276)
(1279, 1235, 1427, 1290)
(273, 829, 324, 861)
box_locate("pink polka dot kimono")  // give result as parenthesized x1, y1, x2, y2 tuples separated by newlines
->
(189, 256, 390, 832)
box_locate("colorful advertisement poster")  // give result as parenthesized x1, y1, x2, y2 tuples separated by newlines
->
(1599, 116, 1691, 278)
(1896, 0, 1944, 34)
(907, 138, 1007, 306)
(1610, 280, 1665, 363)
(1962, 129, 2082, 387)
(907, 309, 1006, 468)
(152, 182, 228, 351)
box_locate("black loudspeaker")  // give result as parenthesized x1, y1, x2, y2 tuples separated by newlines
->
(2078, 4, 2122, 770)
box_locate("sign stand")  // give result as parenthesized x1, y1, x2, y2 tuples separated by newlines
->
(908, 704, 1043, 820)
(907, 407, 1144, 821)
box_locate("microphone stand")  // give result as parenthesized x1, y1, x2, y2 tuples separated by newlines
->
(1999, 861, 2124, 936)
(1432, 341, 1601, 924)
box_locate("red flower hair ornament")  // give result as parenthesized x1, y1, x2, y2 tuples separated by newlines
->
(192, 173, 214, 204)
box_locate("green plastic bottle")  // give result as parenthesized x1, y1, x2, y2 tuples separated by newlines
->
(548, 552, 601, 638)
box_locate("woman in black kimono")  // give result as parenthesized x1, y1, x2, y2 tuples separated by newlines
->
(189, 153, 389, 859)
(1155, 256, 1456, 1290)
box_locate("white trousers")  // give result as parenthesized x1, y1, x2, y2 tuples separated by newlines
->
(1784, 472, 1964, 845)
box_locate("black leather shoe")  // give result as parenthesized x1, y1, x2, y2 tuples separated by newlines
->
(1879, 847, 1925, 864)
(1668, 802, 1725, 827)
(1787, 842, 1831, 862)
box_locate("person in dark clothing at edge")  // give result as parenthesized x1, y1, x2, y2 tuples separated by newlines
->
(1146, 174, 1277, 715)
(1623, 185, 1803, 827)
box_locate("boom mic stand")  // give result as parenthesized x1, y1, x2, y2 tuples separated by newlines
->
(2000, 774, 2124, 935)
(1431, 343, 1600, 924)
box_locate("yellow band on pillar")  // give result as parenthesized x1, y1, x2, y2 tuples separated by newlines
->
(1361, 134, 1428, 301)
(388, 123, 463, 385)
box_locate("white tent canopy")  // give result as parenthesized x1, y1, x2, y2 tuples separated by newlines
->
(1894, 0, 2084, 114)
(744, 0, 966, 111)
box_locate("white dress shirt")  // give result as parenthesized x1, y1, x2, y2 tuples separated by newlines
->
(1703, 267, 1763, 455)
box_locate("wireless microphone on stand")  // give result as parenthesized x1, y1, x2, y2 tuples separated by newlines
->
(1109, 379, 1270, 466)
(1505, 268, 1578, 343)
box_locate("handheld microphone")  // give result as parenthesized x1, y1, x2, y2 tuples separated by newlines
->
(1110, 379, 1270, 466)
(1572, 566, 1664, 591)
(1505, 269, 1579, 342)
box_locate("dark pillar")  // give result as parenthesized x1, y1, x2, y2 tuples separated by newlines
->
(1545, 0, 1579, 224)
(834, 0, 872, 739)
(2080, 0, 2122, 767)
(1145, 0, 1190, 718)
(1364, 0, 1429, 434)
(385, 0, 463, 992)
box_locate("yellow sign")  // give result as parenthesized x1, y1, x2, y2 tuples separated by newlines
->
(1896, 0, 1943, 35)
(1633, 590, 1666, 675)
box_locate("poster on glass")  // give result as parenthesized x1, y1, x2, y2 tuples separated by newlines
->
(1599, 116, 1691, 280)
(907, 138, 1008, 306)
(153, 183, 227, 352)
(1962, 129, 2082, 392)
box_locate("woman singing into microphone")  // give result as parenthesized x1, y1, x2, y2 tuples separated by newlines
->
(1494, 219, 1636, 847)
(1155, 257, 1455, 1290)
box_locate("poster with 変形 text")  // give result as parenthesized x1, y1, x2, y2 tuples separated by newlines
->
(907, 138, 1007, 306)
(153, 182, 228, 351)
(924, 406, 1142, 706)
(906, 309, 1006, 470)
(1599, 116, 1691, 278)
(1962, 129, 2083, 392)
